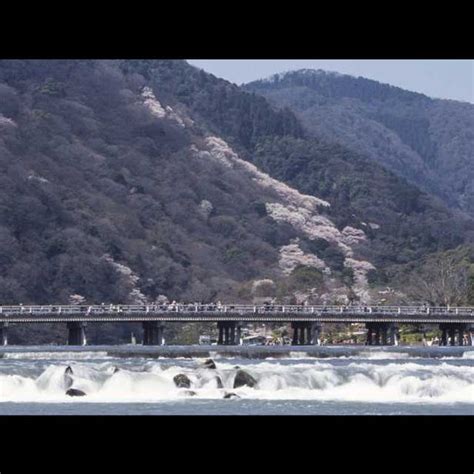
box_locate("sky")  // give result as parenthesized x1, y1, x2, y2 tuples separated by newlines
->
(187, 60, 474, 104)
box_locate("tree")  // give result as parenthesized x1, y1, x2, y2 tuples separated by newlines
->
(406, 253, 472, 306)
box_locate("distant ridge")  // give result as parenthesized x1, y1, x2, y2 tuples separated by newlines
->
(245, 68, 474, 216)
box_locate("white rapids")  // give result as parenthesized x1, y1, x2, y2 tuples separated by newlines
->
(0, 353, 473, 404)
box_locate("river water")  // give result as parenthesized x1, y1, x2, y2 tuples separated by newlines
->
(0, 346, 473, 415)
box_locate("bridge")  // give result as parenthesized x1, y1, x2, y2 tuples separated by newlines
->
(0, 304, 473, 346)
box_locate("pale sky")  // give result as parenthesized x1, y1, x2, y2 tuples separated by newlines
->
(188, 60, 474, 104)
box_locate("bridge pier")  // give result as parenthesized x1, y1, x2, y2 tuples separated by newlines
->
(0, 322, 8, 346)
(439, 323, 469, 346)
(143, 321, 164, 345)
(291, 322, 320, 345)
(374, 326, 381, 345)
(388, 324, 398, 345)
(217, 321, 241, 345)
(367, 326, 373, 345)
(449, 327, 456, 346)
(67, 322, 87, 346)
(366, 323, 397, 346)
(440, 327, 448, 346)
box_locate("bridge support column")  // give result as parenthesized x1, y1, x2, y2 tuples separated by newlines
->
(366, 326, 373, 345)
(217, 322, 240, 345)
(292, 324, 299, 345)
(67, 322, 87, 346)
(366, 323, 397, 346)
(291, 322, 320, 345)
(440, 324, 468, 346)
(387, 324, 397, 345)
(0, 322, 8, 346)
(298, 324, 305, 345)
(142, 321, 164, 345)
(374, 326, 381, 346)
(440, 326, 448, 346)
(309, 323, 321, 345)
(449, 327, 456, 346)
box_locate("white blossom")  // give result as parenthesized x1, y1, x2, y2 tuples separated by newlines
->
(141, 87, 166, 118)
(278, 242, 329, 275)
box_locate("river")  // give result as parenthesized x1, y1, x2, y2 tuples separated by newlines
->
(0, 345, 472, 415)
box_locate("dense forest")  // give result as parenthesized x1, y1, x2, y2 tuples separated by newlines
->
(245, 69, 474, 217)
(0, 60, 472, 343)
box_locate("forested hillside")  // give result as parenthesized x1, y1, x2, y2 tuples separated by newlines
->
(244, 69, 474, 217)
(0, 60, 472, 342)
(0, 60, 301, 306)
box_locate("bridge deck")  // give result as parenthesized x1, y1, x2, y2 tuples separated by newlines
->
(1, 304, 473, 324)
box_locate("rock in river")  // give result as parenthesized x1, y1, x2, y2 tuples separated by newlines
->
(66, 388, 86, 397)
(223, 392, 240, 399)
(233, 370, 257, 388)
(203, 359, 217, 369)
(174, 374, 192, 388)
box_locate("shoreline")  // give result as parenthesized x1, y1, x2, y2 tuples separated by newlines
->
(0, 344, 473, 359)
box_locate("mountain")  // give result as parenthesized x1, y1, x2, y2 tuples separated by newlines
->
(244, 69, 474, 217)
(0, 60, 473, 342)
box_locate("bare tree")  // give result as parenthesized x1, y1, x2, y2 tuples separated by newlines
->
(406, 254, 471, 306)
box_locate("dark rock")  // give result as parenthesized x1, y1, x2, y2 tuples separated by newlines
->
(183, 390, 197, 396)
(233, 369, 257, 388)
(223, 392, 240, 399)
(66, 388, 86, 397)
(233, 366, 241, 369)
(112, 366, 120, 374)
(65, 366, 73, 375)
(173, 374, 191, 388)
(203, 359, 216, 369)
(215, 376, 224, 389)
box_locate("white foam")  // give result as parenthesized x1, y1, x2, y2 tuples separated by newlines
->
(354, 351, 411, 360)
(0, 359, 472, 404)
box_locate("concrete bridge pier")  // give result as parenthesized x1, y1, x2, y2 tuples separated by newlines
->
(387, 324, 398, 345)
(366, 326, 373, 345)
(0, 322, 8, 346)
(142, 321, 164, 345)
(467, 328, 473, 346)
(309, 323, 321, 345)
(217, 321, 240, 345)
(298, 324, 306, 345)
(449, 327, 456, 346)
(366, 323, 397, 346)
(439, 323, 469, 346)
(67, 322, 87, 346)
(374, 326, 381, 345)
(440, 327, 448, 346)
(291, 322, 320, 345)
